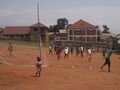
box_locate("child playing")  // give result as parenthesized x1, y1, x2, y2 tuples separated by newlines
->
(76, 47, 80, 56)
(36, 57, 42, 77)
(8, 42, 13, 57)
(87, 48, 92, 62)
(64, 47, 69, 59)
(49, 44, 52, 55)
(56, 47, 61, 60)
(80, 46, 84, 57)
(101, 48, 117, 72)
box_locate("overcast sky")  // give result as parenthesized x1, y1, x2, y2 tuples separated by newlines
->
(0, 0, 120, 33)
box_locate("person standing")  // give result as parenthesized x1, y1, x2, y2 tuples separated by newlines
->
(76, 46, 80, 56)
(64, 47, 69, 59)
(80, 46, 84, 57)
(70, 46, 74, 54)
(87, 48, 92, 62)
(36, 57, 42, 77)
(49, 44, 52, 55)
(8, 42, 13, 57)
(56, 47, 61, 60)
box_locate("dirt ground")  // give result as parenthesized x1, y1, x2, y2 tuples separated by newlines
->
(0, 42, 120, 90)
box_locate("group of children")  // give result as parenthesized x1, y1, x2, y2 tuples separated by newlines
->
(48, 44, 120, 72)
(48, 45, 93, 62)
(7, 42, 42, 77)
(6, 42, 119, 78)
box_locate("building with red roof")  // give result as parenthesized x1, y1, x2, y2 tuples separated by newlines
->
(68, 19, 100, 43)
(3, 22, 49, 44)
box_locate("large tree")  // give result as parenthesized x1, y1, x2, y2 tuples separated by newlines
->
(49, 25, 58, 32)
(57, 18, 68, 29)
(102, 25, 110, 33)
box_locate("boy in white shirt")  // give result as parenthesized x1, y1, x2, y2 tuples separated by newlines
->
(64, 47, 69, 59)
(87, 48, 92, 62)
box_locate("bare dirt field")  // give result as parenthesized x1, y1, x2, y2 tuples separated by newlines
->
(0, 42, 120, 90)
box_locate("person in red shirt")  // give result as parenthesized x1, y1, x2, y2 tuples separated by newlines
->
(56, 47, 61, 60)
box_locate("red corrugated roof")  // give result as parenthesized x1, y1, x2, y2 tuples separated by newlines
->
(4, 26, 30, 35)
(3, 22, 48, 35)
(68, 19, 96, 29)
(31, 22, 48, 28)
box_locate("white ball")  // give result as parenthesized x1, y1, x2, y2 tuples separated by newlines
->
(72, 65, 75, 68)
(89, 67, 92, 70)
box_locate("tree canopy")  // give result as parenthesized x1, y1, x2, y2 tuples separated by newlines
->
(49, 18, 68, 32)
(57, 18, 68, 29)
(102, 25, 110, 33)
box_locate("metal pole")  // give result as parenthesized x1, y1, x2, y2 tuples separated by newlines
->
(37, 3, 41, 58)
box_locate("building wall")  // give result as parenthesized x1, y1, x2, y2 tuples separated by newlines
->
(4, 34, 30, 41)
(68, 29, 98, 42)
(30, 27, 48, 44)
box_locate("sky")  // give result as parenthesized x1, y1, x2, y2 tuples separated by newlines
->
(0, 0, 120, 33)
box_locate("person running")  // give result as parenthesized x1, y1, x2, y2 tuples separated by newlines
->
(80, 46, 84, 57)
(36, 57, 42, 77)
(101, 48, 117, 72)
(87, 48, 92, 62)
(7, 42, 13, 57)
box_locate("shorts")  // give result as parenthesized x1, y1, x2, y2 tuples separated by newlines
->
(104, 57, 110, 65)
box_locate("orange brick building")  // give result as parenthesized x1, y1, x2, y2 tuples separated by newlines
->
(68, 19, 100, 43)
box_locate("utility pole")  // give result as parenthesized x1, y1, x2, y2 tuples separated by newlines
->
(37, 2, 41, 58)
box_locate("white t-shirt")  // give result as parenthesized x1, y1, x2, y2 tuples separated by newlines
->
(64, 48, 69, 54)
(49, 46, 52, 50)
(88, 49, 92, 54)
(81, 47, 84, 51)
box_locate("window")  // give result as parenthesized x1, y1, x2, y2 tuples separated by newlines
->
(87, 30, 96, 35)
(69, 30, 73, 35)
(69, 37, 73, 40)
(34, 28, 38, 31)
(87, 37, 96, 42)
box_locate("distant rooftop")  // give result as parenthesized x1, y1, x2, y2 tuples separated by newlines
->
(68, 19, 96, 29)
(31, 22, 48, 28)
